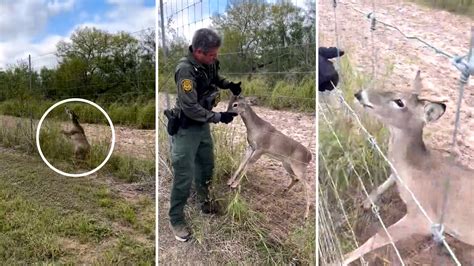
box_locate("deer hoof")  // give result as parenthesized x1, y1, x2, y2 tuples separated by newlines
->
(362, 200, 371, 210)
(362, 198, 375, 210)
(226, 179, 234, 186)
(230, 182, 239, 189)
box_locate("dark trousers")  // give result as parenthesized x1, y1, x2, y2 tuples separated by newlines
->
(169, 124, 214, 226)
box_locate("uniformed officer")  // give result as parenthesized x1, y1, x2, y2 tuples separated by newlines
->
(168, 28, 242, 242)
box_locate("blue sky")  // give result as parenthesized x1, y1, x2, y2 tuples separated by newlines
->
(0, 0, 155, 69)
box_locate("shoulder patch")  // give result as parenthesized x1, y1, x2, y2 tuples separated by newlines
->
(181, 79, 193, 93)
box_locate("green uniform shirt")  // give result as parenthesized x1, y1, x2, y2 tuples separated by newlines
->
(174, 46, 230, 123)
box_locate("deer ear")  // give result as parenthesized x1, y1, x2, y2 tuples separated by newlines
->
(423, 101, 446, 123)
(413, 70, 423, 92)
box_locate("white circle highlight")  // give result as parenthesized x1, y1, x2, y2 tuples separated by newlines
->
(36, 98, 116, 177)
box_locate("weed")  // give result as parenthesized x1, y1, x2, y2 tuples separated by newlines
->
(318, 54, 391, 258)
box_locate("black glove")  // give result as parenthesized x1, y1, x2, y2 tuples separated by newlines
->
(220, 112, 238, 124)
(227, 81, 242, 95)
(318, 47, 344, 92)
(319, 47, 344, 59)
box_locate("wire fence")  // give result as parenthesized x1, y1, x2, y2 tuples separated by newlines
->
(158, 0, 316, 113)
(318, 0, 473, 264)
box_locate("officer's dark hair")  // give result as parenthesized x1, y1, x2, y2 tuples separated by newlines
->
(191, 28, 221, 53)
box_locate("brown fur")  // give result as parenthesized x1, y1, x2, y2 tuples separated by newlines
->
(226, 95, 312, 219)
(61, 107, 90, 160)
(344, 72, 474, 265)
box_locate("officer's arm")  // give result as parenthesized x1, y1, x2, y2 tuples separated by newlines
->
(176, 67, 221, 123)
(216, 74, 230, 89)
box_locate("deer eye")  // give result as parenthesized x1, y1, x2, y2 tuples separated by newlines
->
(232, 103, 238, 107)
(393, 99, 405, 108)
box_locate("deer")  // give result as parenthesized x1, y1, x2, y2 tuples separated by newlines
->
(61, 107, 91, 160)
(343, 71, 474, 265)
(226, 95, 313, 219)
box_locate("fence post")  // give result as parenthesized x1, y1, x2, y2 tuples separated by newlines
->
(28, 54, 32, 91)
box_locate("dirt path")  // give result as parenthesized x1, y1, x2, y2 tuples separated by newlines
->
(319, 0, 474, 264)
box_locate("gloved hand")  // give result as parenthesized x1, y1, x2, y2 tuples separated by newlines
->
(319, 47, 344, 59)
(318, 47, 345, 92)
(227, 81, 242, 95)
(220, 112, 238, 124)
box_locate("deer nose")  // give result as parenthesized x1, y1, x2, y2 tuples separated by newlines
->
(354, 91, 362, 101)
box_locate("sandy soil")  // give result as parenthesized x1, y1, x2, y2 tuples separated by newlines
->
(319, 0, 474, 264)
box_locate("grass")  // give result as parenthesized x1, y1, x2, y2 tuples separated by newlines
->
(0, 115, 154, 183)
(410, 0, 474, 17)
(0, 150, 154, 264)
(318, 54, 392, 263)
(243, 76, 316, 112)
(0, 98, 155, 129)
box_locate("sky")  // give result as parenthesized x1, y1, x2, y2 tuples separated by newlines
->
(160, 0, 312, 44)
(0, 0, 155, 70)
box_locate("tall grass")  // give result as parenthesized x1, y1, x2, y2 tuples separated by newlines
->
(159, 75, 316, 113)
(236, 76, 315, 112)
(411, 0, 474, 17)
(0, 98, 155, 129)
(318, 54, 392, 259)
(0, 115, 153, 183)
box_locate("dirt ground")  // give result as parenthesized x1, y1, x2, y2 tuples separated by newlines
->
(319, 0, 474, 264)
(157, 94, 316, 263)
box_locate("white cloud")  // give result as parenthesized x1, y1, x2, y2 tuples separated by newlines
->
(47, 0, 75, 14)
(0, 0, 76, 41)
(0, 0, 154, 69)
(77, 2, 154, 34)
(0, 35, 65, 70)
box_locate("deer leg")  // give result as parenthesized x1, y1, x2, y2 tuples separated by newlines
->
(286, 162, 311, 220)
(342, 214, 428, 265)
(363, 173, 395, 209)
(227, 147, 255, 186)
(230, 150, 263, 188)
(303, 178, 310, 220)
(282, 161, 298, 192)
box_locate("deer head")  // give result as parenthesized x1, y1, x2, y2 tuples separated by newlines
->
(227, 94, 250, 115)
(354, 71, 446, 130)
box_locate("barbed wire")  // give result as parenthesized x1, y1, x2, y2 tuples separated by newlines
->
(339, 1, 456, 59)
(319, 102, 405, 265)
(318, 191, 345, 264)
(319, 151, 366, 265)
(0, 28, 154, 68)
(326, 1, 469, 264)
(333, 1, 472, 148)
(328, 85, 461, 265)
